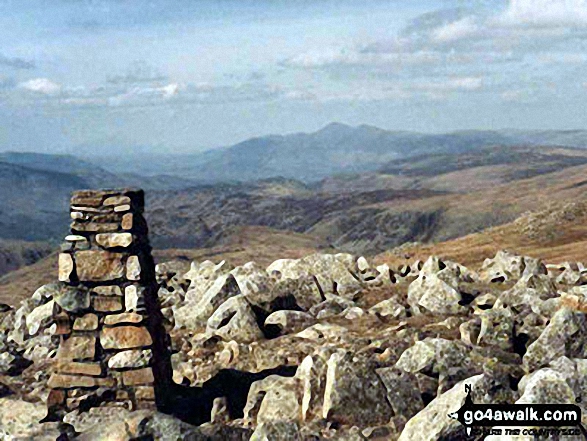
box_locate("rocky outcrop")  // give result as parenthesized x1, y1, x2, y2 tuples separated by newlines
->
(4, 188, 587, 441)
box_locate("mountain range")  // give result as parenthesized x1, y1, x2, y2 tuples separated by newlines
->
(0, 122, 586, 252)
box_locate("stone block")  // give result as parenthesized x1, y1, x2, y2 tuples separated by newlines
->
(71, 192, 104, 207)
(126, 256, 141, 281)
(56, 361, 102, 376)
(75, 250, 125, 281)
(114, 204, 131, 213)
(125, 285, 140, 311)
(135, 386, 156, 401)
(104, 312, 143, 326)
(57, 335, 96, 360)
(54, 286, 90, 313)
(58, 253, 74, 282)
(92, 285, 122, 296)
(100, 326, 152, 350)
(73, 314, 98, 331)
(48, 374, 115, 389)
(108, 349, 152, 369)
(71, 222, 119, 233)
(121, 367, 154, 386)
(93, 296, 123, 313)
(103, 195, 131, 206)
(122, 213, 133, 230)
(96, 232, 133, 248)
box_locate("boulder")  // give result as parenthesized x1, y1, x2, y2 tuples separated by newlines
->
(407, 273, 466, 315)
(523, 308, 587, 372)
(264, 311, 315, 336)
(322, 350, 392, 426)
(480, 250, 546, 283)
(244, 375, 302, 423)
(206, 295, 264, 343)
(376, 367, 424, 419)
(250, 421, 302, 441)
(399, 373, 516, 441)
(368, 297, 406, 319)
(174, 273, 241, 330)
(267, 254, 362, 299)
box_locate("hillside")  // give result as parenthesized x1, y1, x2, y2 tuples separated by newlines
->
(90, 124, 587, 184)
(145, 146, 587, 254)
(0, 239, 52, 277)
(376, 200, 587, 269)
(0, 226, 333, 306)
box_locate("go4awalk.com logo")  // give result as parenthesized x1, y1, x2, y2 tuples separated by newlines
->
(448, 384, 587, 438)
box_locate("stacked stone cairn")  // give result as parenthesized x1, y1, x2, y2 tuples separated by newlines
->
(47, 189, 170, 413)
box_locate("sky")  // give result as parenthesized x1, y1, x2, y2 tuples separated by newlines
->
(1, 0, 587, 155)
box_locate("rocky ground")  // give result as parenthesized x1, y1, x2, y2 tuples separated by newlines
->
(2, 250, 587, 440)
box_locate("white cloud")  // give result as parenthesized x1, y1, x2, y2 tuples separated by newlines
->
(431, 17, 480, 43)
(18, 78, 62, 95)
(498, 0, 587, 27)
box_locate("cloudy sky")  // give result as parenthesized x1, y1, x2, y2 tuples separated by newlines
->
(1, 0, 587, 155)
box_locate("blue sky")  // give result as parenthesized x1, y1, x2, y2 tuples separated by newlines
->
(1, 0, 587, 155)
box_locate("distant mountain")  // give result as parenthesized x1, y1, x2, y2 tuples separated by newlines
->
(89, 124, 587, 184)
(145, 145, 587, 254)
(0, 152, 122, 189)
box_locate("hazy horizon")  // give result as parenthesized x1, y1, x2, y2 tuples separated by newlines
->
(3, 0, 587, 155)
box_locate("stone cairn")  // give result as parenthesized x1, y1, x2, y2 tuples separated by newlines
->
(47, 189, 171, 413)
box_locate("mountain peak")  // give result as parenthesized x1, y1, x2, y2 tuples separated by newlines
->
(317, 122, 353, 133)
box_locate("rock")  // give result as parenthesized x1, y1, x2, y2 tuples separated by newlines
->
(95, 232, 133, 248)
(296, 350, 332, 422)
(244, 375, 300, 423)
(57, 335, 96, 360)
(126, 255, 142, 280)
(342, 306, 364, 320)
(495, 273, 558, 313)
(459, 317, 481, 346)
(395, 338, 483, 393)
(250, 421, 302, 441)
(322, 350, 392, 426)
(210, 397, 230, 423)
(517, 368, 575, 404)
(0, 398, 50, 439)
(68, 408, 205, 440)
(58, 253, 74, 282)
(104, 312, 143, 326)
(73, 313, 99, 331)
(267, 276, 323, 312)
(376, 367, 424, 419)
(174, 273, 241, 330)
(296, 323, 349, 343)
(54, 284, 91, 313)
(407, 273, 466, 315)
(75, 250, 126, 281)
(108, 349, 152, 369)
(369, 297, 406, 319)
(480, 250, 546, 283)
(267, 253, 362, 299)
(523, 308, 587, 372)
(125, 285, 140, 312)
(100, 325, 153, 350)
(309, 294, 355, 319)
(25, 300, 55, 336)
(398, 375, 483, 441)
(183, 260, 233, 302)
(206, 295, 264, 343)
(122, 367, 154, 386)
(257, 376, 303, 424)
(477, 305, 514, 350)
(264, 310, 315, 335)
